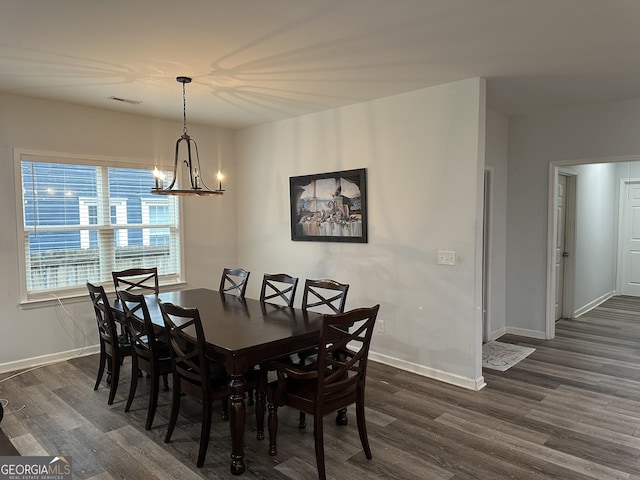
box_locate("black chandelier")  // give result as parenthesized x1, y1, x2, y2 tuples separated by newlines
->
(151, 76, 224, 196)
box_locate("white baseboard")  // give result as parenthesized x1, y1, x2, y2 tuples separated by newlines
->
(574, 290, 615, 318)
(5, 346, 490, 392)
(504, 327, 547, 339)
(0, 345, 99, 375)
(369, 351, 486, 391)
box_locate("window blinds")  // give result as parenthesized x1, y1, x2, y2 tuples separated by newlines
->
(20, 159, 179, 297)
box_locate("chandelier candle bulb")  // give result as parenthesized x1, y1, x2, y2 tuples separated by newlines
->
(217, 171, 223, 191)
(153, 167, 161, 189)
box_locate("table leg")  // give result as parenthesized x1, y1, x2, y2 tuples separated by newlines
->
(229, 374, 246, 475)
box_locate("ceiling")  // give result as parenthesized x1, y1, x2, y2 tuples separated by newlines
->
(2, 0, 640, 129)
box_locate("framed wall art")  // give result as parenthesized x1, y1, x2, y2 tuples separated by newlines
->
(290, 168, 367, 243)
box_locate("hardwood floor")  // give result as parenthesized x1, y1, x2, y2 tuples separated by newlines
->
(3, 296, 640, 479)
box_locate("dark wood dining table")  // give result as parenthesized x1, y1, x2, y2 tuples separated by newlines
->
(121, 288, 325, 475)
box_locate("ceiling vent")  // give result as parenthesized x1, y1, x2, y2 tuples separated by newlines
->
(108, 96, 142, 105)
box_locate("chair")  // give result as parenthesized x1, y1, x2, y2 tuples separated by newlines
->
(302, 278, 349, 314)
(159, 300, 262, 467)
(260, 273, 299, 307)
(299, 278, 350, 428)
(87, 282, 132, 405)
(266, 305, 380, 480)
(254, 273, 300, 405)
(219, 268, 250, 298)
(112, 267, 159, 295)
(117, 289, 171, 430)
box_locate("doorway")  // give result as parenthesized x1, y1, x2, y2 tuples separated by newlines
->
(546, 157, 638, 339)
(546, 166, 577, 339)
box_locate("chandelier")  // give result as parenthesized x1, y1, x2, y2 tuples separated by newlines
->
(151, 76, 224, 196)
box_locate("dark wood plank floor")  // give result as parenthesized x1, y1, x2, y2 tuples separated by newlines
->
(3, 296, 640, 479)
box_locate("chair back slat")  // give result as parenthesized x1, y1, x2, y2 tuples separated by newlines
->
(315, 305, 379, 403)
(260, 273, 299, 307)
(117, 289, 160, 360)
(302, 279, 349, 314)
(87, 282, 119, 344)
(219, 268, 250, 298)
(158, 301, 211, 393)
(112, 267, 159, 294)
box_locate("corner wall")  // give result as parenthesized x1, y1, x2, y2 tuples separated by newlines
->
(235, 78, 486, 389)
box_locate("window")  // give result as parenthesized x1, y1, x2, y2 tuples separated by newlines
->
(17, 152, 180, 301)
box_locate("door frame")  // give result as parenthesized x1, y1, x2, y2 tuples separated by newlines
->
(556, 170, 577, 321)
(546, 164, 578, 339)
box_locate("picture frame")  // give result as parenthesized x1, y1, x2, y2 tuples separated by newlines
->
(290, 168, 367, 243)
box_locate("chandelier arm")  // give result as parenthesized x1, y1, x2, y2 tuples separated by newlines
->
(162, 137, 181, 191)
(185, 136, 197, 189)
(191, 140, 213, 191)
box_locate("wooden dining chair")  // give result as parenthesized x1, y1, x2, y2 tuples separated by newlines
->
(219, 268, 250, 298)
(302, 278, 349, 314)
(117, 289, 171, 430)
(112, 267, 159, 294)
(87, 282, 132, 405)
(298, 278, 350, 428)
(260, 273, 299, 307)
(158, 300, 262, 467)
(254, 273, 300, 407)
(266, 305, 380, 480)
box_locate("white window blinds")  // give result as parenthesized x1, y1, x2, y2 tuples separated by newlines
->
(19, 155, 180, 300)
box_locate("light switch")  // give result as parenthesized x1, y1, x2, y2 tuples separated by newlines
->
(437, 250, 456, 266)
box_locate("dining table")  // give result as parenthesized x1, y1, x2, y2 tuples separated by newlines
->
(116, 287, 325, 475)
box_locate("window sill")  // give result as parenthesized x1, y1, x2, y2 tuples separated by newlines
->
(19, 280, 188, 310)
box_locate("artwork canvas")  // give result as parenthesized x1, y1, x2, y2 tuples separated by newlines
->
(290, 168, 367, 243)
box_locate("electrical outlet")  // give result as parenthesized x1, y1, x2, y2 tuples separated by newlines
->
(437, 250, 456, 265)
(378, 320, 385, 333)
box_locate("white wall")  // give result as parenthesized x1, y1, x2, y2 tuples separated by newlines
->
(508, 98, 640, 335)
(572, 163, 618, 313)
(484, 110, 508, 339)
(235, 78, 487, 389)
(0, 93, 237, 371)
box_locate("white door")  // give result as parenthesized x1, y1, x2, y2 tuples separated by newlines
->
(555, 175, 568, 320)
(619, 181, 640, 296)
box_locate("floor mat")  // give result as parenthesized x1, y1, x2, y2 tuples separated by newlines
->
(482, 341, 535, 371)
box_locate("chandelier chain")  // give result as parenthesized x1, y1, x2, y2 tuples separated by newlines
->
(182, 81, 188, 135)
